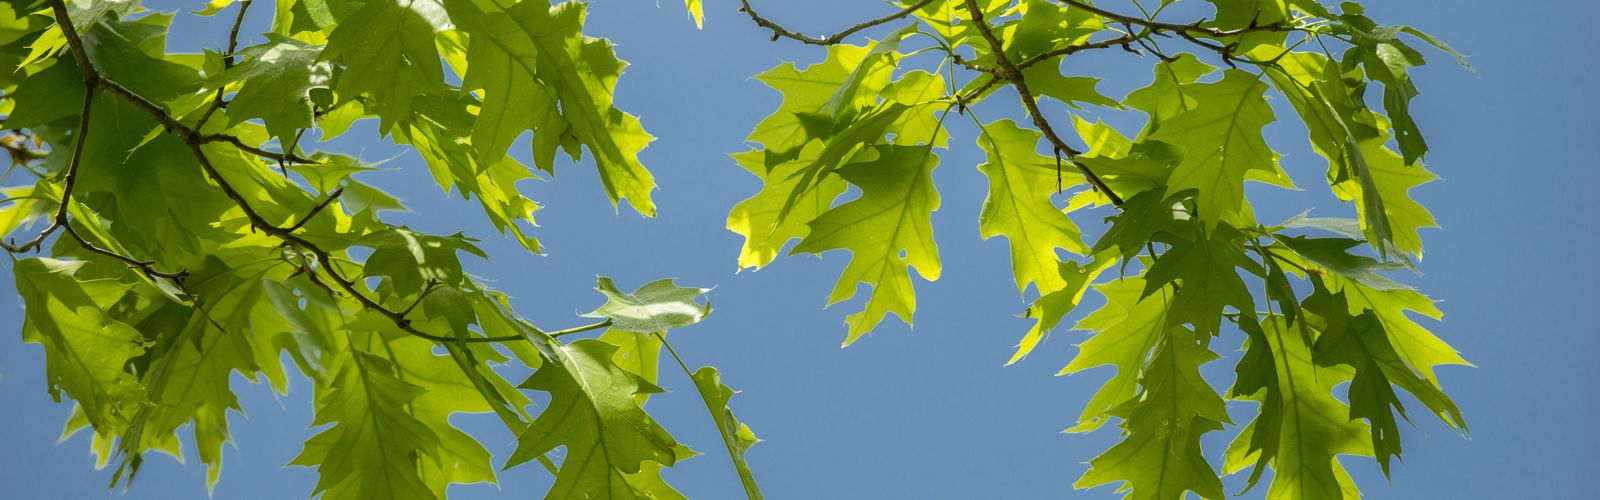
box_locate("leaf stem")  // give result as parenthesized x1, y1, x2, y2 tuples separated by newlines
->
(653, 332, 761, 500)
(548, 319, 613, 338)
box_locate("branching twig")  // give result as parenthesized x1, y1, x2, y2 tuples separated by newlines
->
(739, 0, 933, 45)
(196, 0, 254, 129)
(60, 223, 190, 282)
(36, 0, 512, 346)
(961, 0, 1123, 205)
(199, 133, 316, 164)
(1058, 0, 1295, 39)
(958, 32, 1145, 106)
(1058, 0, 1303, 68)
(1017, 32, 1146, 71)
(282, 188, 342, 233)
(0, 78, 96, 253)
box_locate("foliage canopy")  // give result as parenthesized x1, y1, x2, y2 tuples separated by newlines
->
(0, 0, 1467, 498)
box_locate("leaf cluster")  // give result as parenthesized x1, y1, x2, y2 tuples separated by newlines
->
(0, 0, 759, 498)
(730, 0, 1469, 497)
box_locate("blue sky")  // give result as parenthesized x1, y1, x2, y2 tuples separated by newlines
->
(2, 1, 1595, 498)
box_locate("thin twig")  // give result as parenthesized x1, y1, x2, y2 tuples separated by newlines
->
(37, 0, 514, 346)
(958, 33, 1145, 105)
(739, 0, 933, 45)
(60, 223, 190, 282)
(196, 0, 254, 129)
(199, 133, 317, 164)
(961, 0, 1123, 205)
(0, 79, 96, 253)
(282, 188, 343, 233)
(1058, 0, 1295, 38)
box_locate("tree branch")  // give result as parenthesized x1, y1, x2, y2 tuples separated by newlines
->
(196, 0, 254, 129)
(739, 0, 933, 45)
(282, 188, 343, 233)
(0, 79, 96, 253)
(958, 32, 1146, 104)
(961, 0, 1123, 205)
(92, 76, 315, 164)
(36, 0, 511, 346)
(1057, 0, 1303, 68)
(1058, 0, 1295, 38)
(199, 133, 316, 165)
(60, 223, 190, 282)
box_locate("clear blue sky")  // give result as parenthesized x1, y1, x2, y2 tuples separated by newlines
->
(2, 1, 1594, 498)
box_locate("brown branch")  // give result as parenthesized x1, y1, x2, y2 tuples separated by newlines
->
(958, 32, 1145, 104)
(1057, 0, 1304, 68)
(196, 0, 254, 129)
(1058, 0, 1296, 39)
(223, 0, 253, 69)
(45, 0, 94, 76)
(739, 0, 933, 45)
(0, 0, 101, 253)
(282, 188, 343, 233)
(92, 79, 313, 164)
(181, 139, 519, 344)
(199, 133, 316, 164)
(1, 79, 96, 253)
(35, 0, 514, 346)
(961, 0, 1123, 205)
(60, 223, 190, 282)
(1017, 32, 1146, 71)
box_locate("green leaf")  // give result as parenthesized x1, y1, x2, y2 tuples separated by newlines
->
(212, 34, 330, 143)
(583, 276, 712, 333)
(507, 339, 681, 499)
(1271, 234, 1408, 290)
(1144, 70, 1290, 224)
(395, 95, 545, 254)
(320, 0, 448, 127)
(1225, 316, 1372, 498)
(1021, 65, 1120, 109)
(1075, 330, 1229, 500)
(357, 227, 487, 295)
(1008, 0, 1104, 60)
(111, 257, 291, 487)
(1091, 188, 1187, 264)
(684, 0, 703, 28)
(446, 0, 658, 216)
(1331, 117, 1439, 259)
(1125, 54, 1216, 128)
(1315, 273, 1469, 427)
(1143, 223, 1258, 337)
(791, 144, 941, 345)
(1340, 11, 1432, 164)
(1010, 251, 1114, 364)
(12, 258, 146, 433)
(1304, 276, 1464, 478)
(976, 119, 1089, 295)
(743, 43, 897, 169)
(820, 26, 914, 118)
(726, 147, 850, 269)
(1061, 277, 1174, 433)
(291, 351, 443, 500)
(598, 328, 664, 406)
(691, 367, 764, 500)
